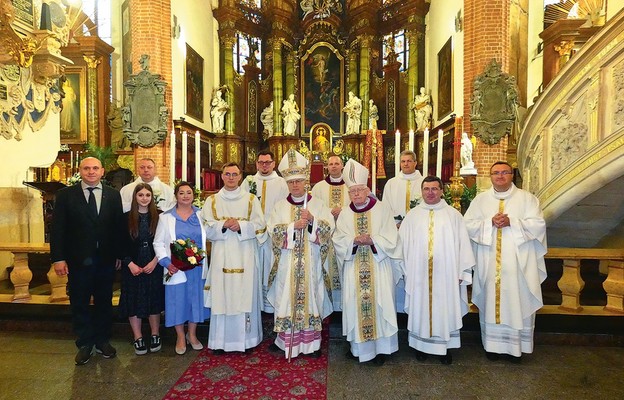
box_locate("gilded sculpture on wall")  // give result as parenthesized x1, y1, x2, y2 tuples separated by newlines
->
(470, 59, 520, 145)
(121, 54, 169, 147)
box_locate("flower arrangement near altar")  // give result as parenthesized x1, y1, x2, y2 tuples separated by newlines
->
(170, 238, 205, 271)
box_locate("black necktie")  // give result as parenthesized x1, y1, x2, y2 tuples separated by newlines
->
(87, 187, 98, 217)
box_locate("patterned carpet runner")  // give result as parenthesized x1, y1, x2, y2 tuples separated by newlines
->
(164, 325, 328, 399)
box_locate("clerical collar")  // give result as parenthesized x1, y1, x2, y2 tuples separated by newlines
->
(220, 186, 243, 199)
(491, 184, 516, 200)
(418, 199, 447, 211)
(400, 171, 422, 181)
(255, 171, 278, 181)
(350, 197, 376, 213)
(326, 175, 344, 185)
(287, 193, 312, 205)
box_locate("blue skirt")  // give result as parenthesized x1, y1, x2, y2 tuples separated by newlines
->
(164, 267, 210, 327)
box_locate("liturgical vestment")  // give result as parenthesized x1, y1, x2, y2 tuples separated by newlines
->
(201, 187, 267, 352)
(464, 184, 547, 356)
(400, 200, 474, 355)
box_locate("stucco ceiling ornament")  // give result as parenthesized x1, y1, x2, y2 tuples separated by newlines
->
(470, 59, 520, 145)
(121, 55, 168, 148)
(301, 0, 343, 20)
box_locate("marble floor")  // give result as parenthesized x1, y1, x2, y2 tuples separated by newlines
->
(0, 323, 623, 400)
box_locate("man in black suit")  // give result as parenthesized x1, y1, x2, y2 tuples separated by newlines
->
(51, 157, 124, 365)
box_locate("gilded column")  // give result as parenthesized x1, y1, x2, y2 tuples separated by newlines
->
(83, 55, 101, 146)
(348, 47, 358, 95)
(222, 35, 236, 135)
(406, 30, 419, 131)
(358, 35, 372, 134)
(285, 50, 295, 100)
(272, 39, 284, 136)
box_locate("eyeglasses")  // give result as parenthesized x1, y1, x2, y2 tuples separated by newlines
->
(257, 160, 274, 165)
(348, 187, 368, 194)
(223, 172, 240, 178)
(490, 171, 513, 176)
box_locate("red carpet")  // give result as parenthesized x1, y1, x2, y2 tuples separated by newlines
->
(163, 326, 328, 399)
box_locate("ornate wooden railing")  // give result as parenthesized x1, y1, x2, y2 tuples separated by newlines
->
(0, 244, 622, 317)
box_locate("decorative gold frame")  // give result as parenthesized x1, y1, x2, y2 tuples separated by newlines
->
(185, 43, 204, 122)
(309, 122, 333, 160)
(59, 65, 87, 144)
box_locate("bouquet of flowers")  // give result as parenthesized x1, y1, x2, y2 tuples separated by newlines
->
(246, 175, 257, 196)
(170, 238, 205, 271)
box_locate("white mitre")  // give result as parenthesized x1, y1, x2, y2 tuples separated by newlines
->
(343, 158, 369, 188)
(278, 148, 308, 181)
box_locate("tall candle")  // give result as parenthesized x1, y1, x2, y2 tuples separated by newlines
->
(169, 129, 176, 182)
(395, 130, 401, 176)
(195, 131, 201, 189)
(372, 128, 377, 196)
(422, 128, 429, 176)
(408, 129, 414, 153)
(70, 151, 74, 174)
(436, 129, 443, 178)
(181, 130, 188, 181)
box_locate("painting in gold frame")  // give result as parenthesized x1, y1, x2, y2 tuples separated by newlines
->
(60, 66, 87, 144)
(185, 43, 204, 122)
(437, 37, 453, 119)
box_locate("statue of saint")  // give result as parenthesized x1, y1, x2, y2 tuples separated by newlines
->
(260, 101, 274, 139)
(369, 99, 379, 130)
(210, 89, 229, 133)
(411, 87, 433, 132)
(460, 132, 477, 174)
(343, 91, 362, 135)
(281, 94, 301, 136)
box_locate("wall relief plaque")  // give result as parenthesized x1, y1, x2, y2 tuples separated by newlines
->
(122, 54, 168, 147)
(470, 59, 519, 145)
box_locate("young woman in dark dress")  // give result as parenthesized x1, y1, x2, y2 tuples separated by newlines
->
(119, 183, 164, 355)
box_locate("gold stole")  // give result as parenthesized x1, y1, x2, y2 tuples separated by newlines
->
(495, 199, 504, 324)
(329, 184, 344, 208)
(291, 205, 309, 330)
(427, 209, 434, 337)
(260, 180, 267, 213)
(405, 180, 412, 214)
(355, 210, 376, 342)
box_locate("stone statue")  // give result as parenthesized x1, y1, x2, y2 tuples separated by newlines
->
(412, 87, 432, 132)
(210, 88, 229, 133)
(260, 101, 274, 139)
(281, 94, 300, 136)
(343, 91, 362, 135)
(369, 99, 379, 130)
(460, 132, 477, 175)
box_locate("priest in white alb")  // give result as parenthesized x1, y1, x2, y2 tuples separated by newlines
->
(382, 150, 424, 227)
(201, 162, 267, 353)
(464, 161, 547, 363)
(311, 154, 350, 311)
(241, 149, 289, 312)
(399, 176, 474, 365)
(333, 159, 402, 365)
(267, 148, 334, 359)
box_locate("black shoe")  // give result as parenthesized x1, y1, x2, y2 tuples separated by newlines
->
(133, 338, 147, 355)
(345, 350, 358, 360)
(149, 335, 161, 353)
(507, 354, 522, 364)
(308, 350, 322, 358)
(485, 351, 500, 361)
(415, 350, 428, 361)
(212, 349, 225, 355)
(372, 354, 386, 366)
(268, 343, 282, 353)
(75, 345, 93, 366)
(95, 342, 117, 359)
(440, 353, 453, 365)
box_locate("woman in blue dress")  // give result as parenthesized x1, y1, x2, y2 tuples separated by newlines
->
(154, 181, 209, 354)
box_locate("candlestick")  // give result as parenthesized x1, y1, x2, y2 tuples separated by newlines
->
(422, 128, 429, 176)
(195, 131, 201, 189)
(408, 129, 414, 153)
(169, 129, 176, 183)
(372, 128, 377, 196)
(436, 129, 443, 178)
(395, 130, 401, 176)
(181, 130, 188, 181)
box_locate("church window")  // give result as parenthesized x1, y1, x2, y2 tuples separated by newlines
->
(234, 34, 262, 75)
(383, 30, 408, 71)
